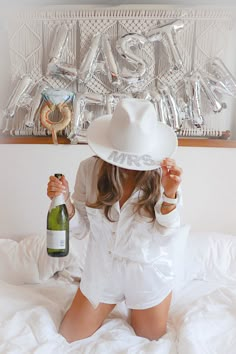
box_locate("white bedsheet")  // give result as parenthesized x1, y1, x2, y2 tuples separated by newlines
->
(0, 233, 236, 353)
(0, 278, 236, 354)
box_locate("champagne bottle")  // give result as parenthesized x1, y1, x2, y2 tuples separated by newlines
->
(47, 173, 69, 257)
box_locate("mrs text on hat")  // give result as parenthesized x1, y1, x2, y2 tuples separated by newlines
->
(107, 150, 159, 168)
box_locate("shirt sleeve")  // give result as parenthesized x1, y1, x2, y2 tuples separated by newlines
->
(70, 159, 90, 240)
(154, 187, 182, 233)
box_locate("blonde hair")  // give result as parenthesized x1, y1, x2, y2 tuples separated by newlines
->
(88, 157, 161, 222)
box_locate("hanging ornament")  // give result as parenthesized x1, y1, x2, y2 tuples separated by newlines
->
(40, 89, 74, 144)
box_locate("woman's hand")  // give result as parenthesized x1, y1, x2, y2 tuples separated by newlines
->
(160, 158, 182, 198)
(47, 175, 70, 201)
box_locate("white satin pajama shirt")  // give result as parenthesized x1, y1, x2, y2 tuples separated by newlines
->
(71, 156, 181, 309)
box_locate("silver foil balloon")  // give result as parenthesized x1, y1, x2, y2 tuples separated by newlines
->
(78, 33, 102, 84)
(147, 20, 184, 71)
(195, 71, 223, 113)
(47, 24, 77, 79)
(48, 62, 77, 81)
(206, 57, 236, 97)
(193, 77, 205, 126)
(151, 91, 169, 125)
(135, 89, 177, 127)
(135, 91, 152, 101)
(106, 93, 130, 114)
(24, 81, 49, 128)
(47, 24, 69, 68)
(158, 85, 181, 130)
(83, 92, 105, 105)
(4, 75, 32, 118)
(134, 90, 169, 125)
(68, 92, 105, 144)
(67, 94, 86, 143)
(116, 33, 148, 84)
(184, 75, 204, 127)
(184, 76, 194, 121)
(102, 35, 120, 87)
(205, 73, 231, 100)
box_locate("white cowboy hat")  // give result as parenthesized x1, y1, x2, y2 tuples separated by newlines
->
(87, 98, 178, 171)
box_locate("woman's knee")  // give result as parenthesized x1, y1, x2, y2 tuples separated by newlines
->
(59, 321, 96, 343)
(133, 324, 167, 341)
(59, 327, 79, 343)
(58, 289, 116, 343)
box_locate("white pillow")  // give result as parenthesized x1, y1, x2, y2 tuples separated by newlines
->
(184, 231, 236, 284)
(0, 234, 88, 284)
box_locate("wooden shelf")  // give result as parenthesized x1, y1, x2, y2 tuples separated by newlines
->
(1, 136, 236, 147)
(178, 138, 236, 148)
(0, 136, 72, 145)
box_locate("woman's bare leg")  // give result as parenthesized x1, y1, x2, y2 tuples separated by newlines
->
(59, 288, 116, 343)
(130, 292, 172, 341)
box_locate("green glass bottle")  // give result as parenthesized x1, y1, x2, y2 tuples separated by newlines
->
(47, 173, 69, 257)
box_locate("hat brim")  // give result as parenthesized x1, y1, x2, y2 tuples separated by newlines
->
(87, 115, 178, 171)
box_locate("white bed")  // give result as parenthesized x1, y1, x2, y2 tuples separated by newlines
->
(0, 228, 236, 354)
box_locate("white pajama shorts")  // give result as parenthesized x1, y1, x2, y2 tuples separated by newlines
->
(80, 255, 173, 310)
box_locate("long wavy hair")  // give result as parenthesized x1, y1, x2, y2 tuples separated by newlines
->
(87, 157, 161, 222)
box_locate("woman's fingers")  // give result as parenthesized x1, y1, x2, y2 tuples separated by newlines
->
(161, 157, 175, 165)
(168, 174, 182, 183)
(161, 158, 183, 177)
(47, 175, 68, 199)
(169, 166, 183, 177)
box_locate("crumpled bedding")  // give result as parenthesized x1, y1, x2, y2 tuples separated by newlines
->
(0, 278, 236, 354)
(0, 234, 236, 354)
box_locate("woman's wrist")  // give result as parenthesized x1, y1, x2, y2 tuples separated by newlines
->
(64, 192, 71, 204)
(162, 192, 177, 204)
(161, 202, 176, 214)
(161, 192, 178, 214)
(163, 191, 177, 199)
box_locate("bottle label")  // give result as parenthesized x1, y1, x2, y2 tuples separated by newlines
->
(47, 230, 66, 249)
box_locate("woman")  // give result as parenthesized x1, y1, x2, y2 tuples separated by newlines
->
(47, 98, 182, 342)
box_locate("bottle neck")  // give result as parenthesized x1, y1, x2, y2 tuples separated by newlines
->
(50, 194, 65, 210)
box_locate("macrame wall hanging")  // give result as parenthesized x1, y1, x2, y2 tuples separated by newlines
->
(0, 5, 236, 144)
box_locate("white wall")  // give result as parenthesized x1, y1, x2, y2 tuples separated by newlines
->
(0, 2, 235, 238)
(0, 144, 236, 238)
